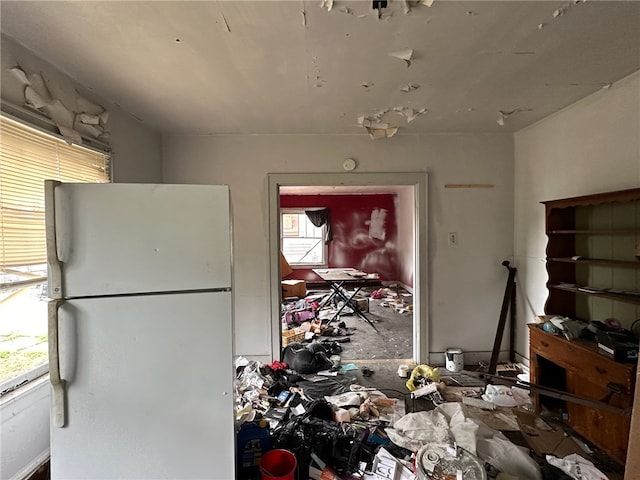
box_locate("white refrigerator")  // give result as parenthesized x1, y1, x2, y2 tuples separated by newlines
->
(45, 181, 235, 479)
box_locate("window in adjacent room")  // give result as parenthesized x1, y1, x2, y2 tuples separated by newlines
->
(0, 115, 110, 394)
(280, 209, 327, 266)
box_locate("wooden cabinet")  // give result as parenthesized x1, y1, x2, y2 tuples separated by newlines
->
(533, 188, 640, 465)
(529, 324, 635, 464)
(542, 188, 640, 322)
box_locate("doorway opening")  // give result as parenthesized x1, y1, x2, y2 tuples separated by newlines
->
(267, 172, 429, 364)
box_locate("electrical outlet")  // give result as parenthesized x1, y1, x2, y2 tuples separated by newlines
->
(448, 232, 458, 246)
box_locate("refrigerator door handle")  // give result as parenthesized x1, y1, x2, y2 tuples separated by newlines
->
(48, 299, 66, 428)
(45, 180, 63, 299)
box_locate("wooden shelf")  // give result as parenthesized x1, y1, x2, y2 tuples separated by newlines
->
(538, 188, 640, 466)
(548, 284, 640, 306)
(542, 188, 640, 318)
(549, 229, 640, 235)
(549, 257, 640, 268)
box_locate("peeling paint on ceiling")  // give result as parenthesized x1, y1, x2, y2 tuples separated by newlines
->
(1, 0, 638, 135)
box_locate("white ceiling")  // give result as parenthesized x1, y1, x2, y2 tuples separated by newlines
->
(1, 1, 639, 136)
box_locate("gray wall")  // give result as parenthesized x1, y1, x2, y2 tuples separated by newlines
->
(162, 133, 515, 362)
(0, 36, 163, 480)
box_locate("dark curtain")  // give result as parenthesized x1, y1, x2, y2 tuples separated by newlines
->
(305, 208, 332, 243)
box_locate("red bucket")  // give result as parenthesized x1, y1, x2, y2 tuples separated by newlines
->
(259, 449, 297, 480)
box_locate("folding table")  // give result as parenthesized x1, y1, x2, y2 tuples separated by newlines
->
(312, 268, 378, 328)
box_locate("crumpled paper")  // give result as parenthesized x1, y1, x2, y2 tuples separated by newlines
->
(386, 403, 542, 479)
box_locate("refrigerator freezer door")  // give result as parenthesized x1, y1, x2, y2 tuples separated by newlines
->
(50, 291, 234, 479)
(46, 182, 231, 298)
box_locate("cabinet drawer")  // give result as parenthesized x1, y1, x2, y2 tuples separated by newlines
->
(529, 326, 635, 394)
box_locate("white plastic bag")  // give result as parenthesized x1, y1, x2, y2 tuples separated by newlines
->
(482, 384, 530, 407)
(546, 453, 608, 480)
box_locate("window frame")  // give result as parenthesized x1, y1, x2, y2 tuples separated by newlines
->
(0, 113, 111, 395)
(280, 208, 328, 267)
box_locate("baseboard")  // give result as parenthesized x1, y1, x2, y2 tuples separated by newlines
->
(514, 351, 529, 367)
(428, 350, 511, 368)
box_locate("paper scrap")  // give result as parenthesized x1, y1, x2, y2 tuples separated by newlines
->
(369, 208, 387, 240)
(538, 23, 545, 29)
(553, 8, 563, 17)
(388, 49, 413, 67)
(445, 183, 494, 189)
(10, 66, 31, 85)
(400, 83, 420, 92)
(301, 10, 306, 26)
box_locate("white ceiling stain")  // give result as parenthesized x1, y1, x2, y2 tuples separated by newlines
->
(1, 1, 638, 135)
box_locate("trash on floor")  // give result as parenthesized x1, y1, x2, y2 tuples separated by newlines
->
(233, 353, 618, 480)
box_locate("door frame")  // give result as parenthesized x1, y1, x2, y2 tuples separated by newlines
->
(267, 172, 429, 363)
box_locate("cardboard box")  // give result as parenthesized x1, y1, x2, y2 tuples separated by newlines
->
(514, 410, 583, 458)
(354, 296, 369, 313)
(280, 252, 293, 278)
(282, 279, 306, 298)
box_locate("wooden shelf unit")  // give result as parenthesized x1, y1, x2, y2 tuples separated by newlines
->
(542, 188, 640, 320)
(535, 188, 640, 464)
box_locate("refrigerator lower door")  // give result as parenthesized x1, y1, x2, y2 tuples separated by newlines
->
(50, 291, 234, 480)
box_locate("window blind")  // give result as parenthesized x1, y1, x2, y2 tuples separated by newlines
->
(0, 115, 110, 270)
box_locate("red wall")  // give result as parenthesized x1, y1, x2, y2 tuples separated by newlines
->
(280, 194, 399, 282)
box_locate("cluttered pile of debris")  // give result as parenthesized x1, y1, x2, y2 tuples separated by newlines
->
(281, 286, 412, 346)
(234, 355, 620, 480)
